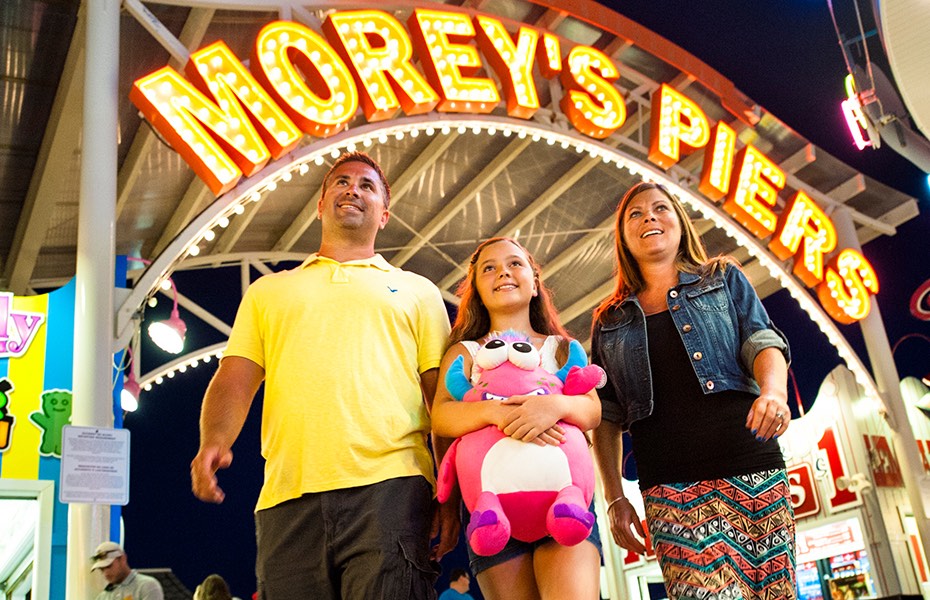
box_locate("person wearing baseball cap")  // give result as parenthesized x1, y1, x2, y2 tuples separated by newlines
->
(90, 541, 164, 600)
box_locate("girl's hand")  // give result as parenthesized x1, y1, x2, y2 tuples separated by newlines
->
(499, 394, 566, 444)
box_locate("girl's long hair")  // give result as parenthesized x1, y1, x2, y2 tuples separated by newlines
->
(449, 237, 569, 347)
(592, 182, 734, 324)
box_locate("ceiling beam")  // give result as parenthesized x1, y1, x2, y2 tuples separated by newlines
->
(559, 280, 614, 326)
(391, 136, 532, 268)
(3, 15, 86, 294)
(826, 174, 866, 203)
(540, 215, 614, 279)
(436, 156, 599, 290)
(150, 181, 212, 258)
(270, 132, 460, 253)
(271, 183, 323, 253)
(434, 74, 698, 292)
(117, 8, 214, 219)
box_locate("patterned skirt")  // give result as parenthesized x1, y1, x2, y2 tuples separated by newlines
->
(642, 469, 796, 600)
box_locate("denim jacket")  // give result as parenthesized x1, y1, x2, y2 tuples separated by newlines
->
(591, 266, 790, 431)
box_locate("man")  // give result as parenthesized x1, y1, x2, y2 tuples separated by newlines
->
(438, 568, 474, 600)
(190, 152, 456, 599)
(91, 541, 164, 600)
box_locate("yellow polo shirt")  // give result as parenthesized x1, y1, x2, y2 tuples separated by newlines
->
(224, 253, 450, 511)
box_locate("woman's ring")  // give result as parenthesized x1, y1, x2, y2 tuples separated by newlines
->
(775, 412, 784, 420)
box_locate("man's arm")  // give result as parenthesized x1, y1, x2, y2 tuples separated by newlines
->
(190, 356, 264, 503)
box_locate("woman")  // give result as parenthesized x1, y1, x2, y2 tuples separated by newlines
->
(590, 182, 796, 599)
(432, 237, 602, 600)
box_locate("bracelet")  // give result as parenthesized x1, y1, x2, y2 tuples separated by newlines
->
(606, 497, 629, 513)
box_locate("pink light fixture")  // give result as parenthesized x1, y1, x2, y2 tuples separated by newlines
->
(148, 278, 187, 354)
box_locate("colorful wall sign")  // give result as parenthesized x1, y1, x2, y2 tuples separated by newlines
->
(0, 280, 121, 599)
(1, 283, 73, 598)
(129, 7, 880, 324)
(0, 291, 45, 358)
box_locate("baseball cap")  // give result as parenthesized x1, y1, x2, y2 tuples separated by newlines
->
(90, 541, 124, 571)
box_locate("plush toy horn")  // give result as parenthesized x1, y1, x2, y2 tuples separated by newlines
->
(445, 355, 472, 401)
(555, 339, 587, 382)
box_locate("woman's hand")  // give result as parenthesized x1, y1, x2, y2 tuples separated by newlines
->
(606, 497, 647, 554)
(747, 347, 790, 442)
(499, 394, 567, 445)
(746, 390, 790, 442)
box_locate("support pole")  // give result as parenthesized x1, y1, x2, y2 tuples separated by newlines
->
(66, 0, 119, 597)
(833, 207, 930, 566)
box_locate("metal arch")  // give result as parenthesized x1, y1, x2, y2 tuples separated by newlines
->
(114, 115, 588, 337)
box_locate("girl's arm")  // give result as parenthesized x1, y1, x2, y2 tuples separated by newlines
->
(499, 388, 601, 442)
(431, 343, 512, 438)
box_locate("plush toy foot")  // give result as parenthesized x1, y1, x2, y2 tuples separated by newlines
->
(547, 487, 594, 547)
(467, 492, 511, 556)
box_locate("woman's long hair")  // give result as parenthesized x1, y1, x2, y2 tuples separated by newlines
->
(194, 574, 233, 600)
(592, 182, 733, 324)
(449, 237, 569, 347)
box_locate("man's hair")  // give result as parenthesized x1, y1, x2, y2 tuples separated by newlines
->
(322, 151, 391, 208)
(449, 568, 469, 582)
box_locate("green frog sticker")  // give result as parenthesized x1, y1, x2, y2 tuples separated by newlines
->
(29, 389, 72, 457)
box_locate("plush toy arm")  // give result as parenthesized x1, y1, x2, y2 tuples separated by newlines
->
(436, 437, 461, 503)
(444, 355, 472, 401)
(555, 339, 588, 381)
(562, 364, 607, 396)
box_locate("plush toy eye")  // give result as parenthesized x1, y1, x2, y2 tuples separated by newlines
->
(475, 338, 509, 370)
(509, 341, 539, 370)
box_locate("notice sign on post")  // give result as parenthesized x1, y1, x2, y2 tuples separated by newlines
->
(59, 426, 130, 505)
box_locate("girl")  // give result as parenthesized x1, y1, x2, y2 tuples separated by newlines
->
(432, 237, 602, 600)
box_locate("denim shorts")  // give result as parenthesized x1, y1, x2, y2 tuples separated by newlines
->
(255, 476, 440, 600)
(465, 500, 603, 575)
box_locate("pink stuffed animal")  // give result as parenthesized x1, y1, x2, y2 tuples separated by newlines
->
(437, 331, 605, 556)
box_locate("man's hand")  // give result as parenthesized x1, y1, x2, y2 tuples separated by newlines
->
(430, 497, 461, 561)
(190, 445, 233, 503)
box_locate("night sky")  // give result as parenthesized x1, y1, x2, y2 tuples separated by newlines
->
(120, 2, 930, 599)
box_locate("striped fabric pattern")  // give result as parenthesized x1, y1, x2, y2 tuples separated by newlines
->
(643, 469, 797, 600)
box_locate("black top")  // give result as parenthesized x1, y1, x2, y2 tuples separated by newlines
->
(629, 310, 784, 488)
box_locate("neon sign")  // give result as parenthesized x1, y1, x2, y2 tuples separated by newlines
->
(842, 75, 873, 151)
(131, 10, 622, 196)
(130, 8, 880, 323)
(649, 83, 879, 323)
